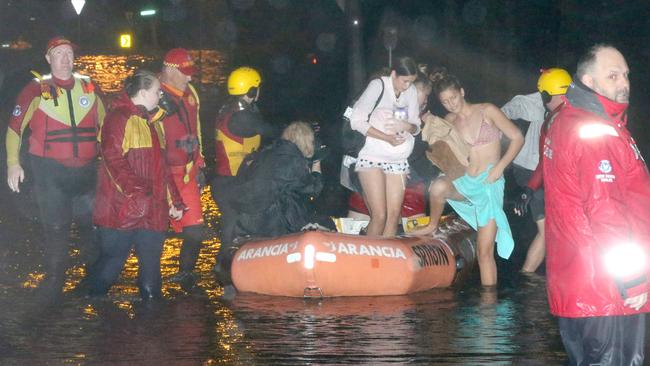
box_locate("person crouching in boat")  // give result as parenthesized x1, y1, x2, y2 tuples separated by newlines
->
(411, 68, 523, 287)
(228, 121, 327, 240)
(90, 70, 185, 299)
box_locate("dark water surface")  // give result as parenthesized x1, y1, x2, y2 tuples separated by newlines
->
(0, 51, 640, 365)
(0, 183, 566, 365)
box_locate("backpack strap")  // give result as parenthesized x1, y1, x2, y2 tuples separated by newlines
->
(360, 78, 385, 123)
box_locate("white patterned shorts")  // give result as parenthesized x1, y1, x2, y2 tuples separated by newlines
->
(355, 158, 409, 174)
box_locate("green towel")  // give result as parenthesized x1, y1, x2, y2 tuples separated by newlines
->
(446, 166, 514, 259)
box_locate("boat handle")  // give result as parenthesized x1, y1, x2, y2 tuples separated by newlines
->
(303, 286, 323, 299)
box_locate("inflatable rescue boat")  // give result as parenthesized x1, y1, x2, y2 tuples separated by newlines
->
(231, 217, 476, 297)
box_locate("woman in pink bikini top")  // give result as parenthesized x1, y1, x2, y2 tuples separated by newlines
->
(409, 68, 523, 287)
(438, 81, 522, 179)
(455, 107, 502, 147)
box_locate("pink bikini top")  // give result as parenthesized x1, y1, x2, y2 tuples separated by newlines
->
(456, 107, 502, 147)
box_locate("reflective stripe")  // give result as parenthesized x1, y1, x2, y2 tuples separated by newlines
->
(579, 124, 619, 139)
(286, 252, 302, 263)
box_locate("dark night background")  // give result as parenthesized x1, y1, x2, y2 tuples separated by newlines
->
(1, 0, 650, 160)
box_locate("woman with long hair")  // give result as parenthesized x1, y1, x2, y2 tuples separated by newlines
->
(412, 68, 523, 286)
(350, 57, 421, 237)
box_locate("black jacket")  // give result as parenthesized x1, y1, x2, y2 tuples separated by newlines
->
(230, 139, 323, 237)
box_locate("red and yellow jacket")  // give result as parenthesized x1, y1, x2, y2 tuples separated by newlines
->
(93, 92, 184, 231)
(6, 72, 105, 167)
(159, 82, 204, 182)
(214, 103, 261, 177)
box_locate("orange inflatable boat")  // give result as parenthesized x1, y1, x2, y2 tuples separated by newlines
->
(231, 217, 476, 297)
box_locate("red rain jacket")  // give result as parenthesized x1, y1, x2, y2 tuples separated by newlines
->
(93, 93, 184, 231)
(543, 82, 650, 317)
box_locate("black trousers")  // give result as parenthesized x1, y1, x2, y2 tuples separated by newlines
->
(512, 164, 545, 221)
(29, 155, 97, 295)
(210, 175, 238, 266)
(558, 314, 645, 366)
(90, 227, 165, 299)
(178, 224, 203, 272)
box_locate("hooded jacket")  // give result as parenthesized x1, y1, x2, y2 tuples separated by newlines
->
(543, 81, 650, 317)
(93, 92, 184, 231)
(229, 139, 323, 237)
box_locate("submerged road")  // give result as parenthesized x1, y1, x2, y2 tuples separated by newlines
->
(0, 180, 572, 365)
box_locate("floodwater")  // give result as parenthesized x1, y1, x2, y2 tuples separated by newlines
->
(0, 50, 631, 365)
(0, 183, 568, 365)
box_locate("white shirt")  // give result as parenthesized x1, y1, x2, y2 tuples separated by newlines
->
(350, 76, 420, 162)
(501, 92, 546, 170)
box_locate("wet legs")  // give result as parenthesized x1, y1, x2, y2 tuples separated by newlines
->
(521, 219, 545, 273)
(477, 220, 497, 286)
(178, 225, 203, 273)
(90, 228, 165, 299)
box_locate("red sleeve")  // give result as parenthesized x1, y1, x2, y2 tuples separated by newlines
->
(527, 123, 547, 190)
(8, 81, 41, 135)
(164, 160, 186, 210)
(100, 112, 149, 195)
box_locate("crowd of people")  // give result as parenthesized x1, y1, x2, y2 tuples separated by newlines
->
(5, 36, 650, 365)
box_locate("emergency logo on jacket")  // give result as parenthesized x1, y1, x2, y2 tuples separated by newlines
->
(595, 159, 615, 183)
(599, 160, 612, 173)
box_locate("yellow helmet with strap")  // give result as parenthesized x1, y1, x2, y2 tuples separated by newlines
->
(537, 68, 572, 96)
(227, 67, 261, 96)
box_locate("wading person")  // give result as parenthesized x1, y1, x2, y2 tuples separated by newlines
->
(350, 56, 422, 237)
(159, 48, 205, 288)
(90, 70, 184, 300)
(5, 36, 105, 298)
(410, 68, 523, 286)
(543, 44, 650, 366)
(501, 68, 571, 273)
(212, 66, 277, 276)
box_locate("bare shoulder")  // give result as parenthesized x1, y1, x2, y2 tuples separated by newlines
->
(482, 103, 510, 122)
(480, 103, 501, 114)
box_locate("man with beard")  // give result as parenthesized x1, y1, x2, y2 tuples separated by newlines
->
(543, 44, 650, 365)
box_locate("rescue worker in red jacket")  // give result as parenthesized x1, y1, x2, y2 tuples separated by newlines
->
(543, 44, 650, 365)
(158, 48, 205, 286)
(91, 69, 185, 299)
(5, 36, 105, 298)
(211, 67, 277, 277)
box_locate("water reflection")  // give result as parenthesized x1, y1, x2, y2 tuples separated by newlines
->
(74, 49, 227, 94)
(75, 55, 154, 93)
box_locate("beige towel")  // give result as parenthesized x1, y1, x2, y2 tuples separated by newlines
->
(421, 114, 470, 180)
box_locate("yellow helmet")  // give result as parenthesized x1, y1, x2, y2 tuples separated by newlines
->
(227, 67, 261, 96)
(537, 68, 572, 96)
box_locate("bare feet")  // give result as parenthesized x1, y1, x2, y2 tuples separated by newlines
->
(408, 224, 438, 236)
